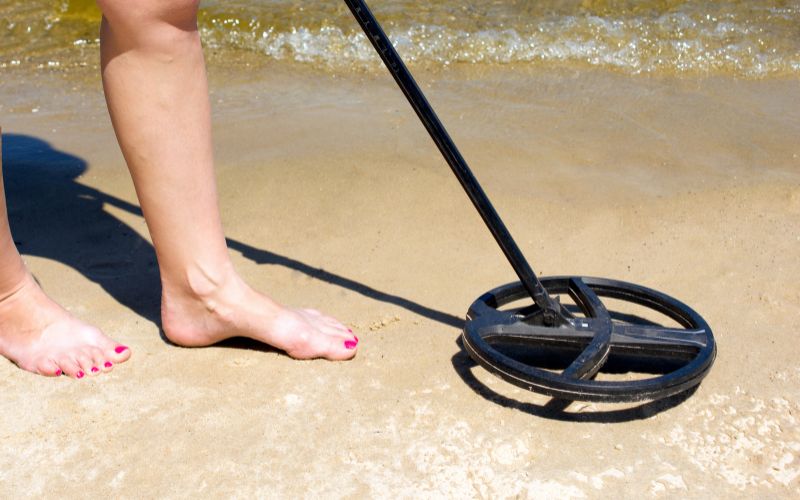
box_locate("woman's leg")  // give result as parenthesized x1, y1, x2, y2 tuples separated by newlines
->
(96, 1, 358, 360)
(0, 129, 131, 378)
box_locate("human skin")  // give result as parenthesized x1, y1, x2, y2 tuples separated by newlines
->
(0, 127, 131, 378)
(0, 0, 358, 379)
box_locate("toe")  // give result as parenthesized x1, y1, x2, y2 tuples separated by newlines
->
(310, 316, 358, 358)
(88, 347, 106, 376)
(324, 329, 359, 360)
(332, 336, 358, 360)
(76, 352, 96, 378)
(36, 358, 63, 377)
(108, 344, 131, 364)
(58, 357, 83, 379)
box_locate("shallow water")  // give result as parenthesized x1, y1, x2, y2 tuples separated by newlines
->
(2, 0, 799, 76)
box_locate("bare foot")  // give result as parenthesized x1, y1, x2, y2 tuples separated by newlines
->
(161, 271, 358, 360)
(0, 274, 131, 378)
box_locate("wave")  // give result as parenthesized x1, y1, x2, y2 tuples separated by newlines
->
(199, 13, 800, 76)
(3, 0, 799, 77)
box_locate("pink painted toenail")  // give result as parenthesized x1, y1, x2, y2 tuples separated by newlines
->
(344, 340, 358, 350)
(55, 369, 62, 376)
(104, 361, 113, 368)
(76, 371, 85, 379)
(114, 346, 128, 354)
(91, 367, 99, 373)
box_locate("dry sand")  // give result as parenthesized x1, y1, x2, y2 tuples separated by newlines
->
(0, 61, 798, 497)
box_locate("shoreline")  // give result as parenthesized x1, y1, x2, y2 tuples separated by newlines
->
(1, 60, 799, 496)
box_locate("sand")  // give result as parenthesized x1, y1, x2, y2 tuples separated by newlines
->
(0, 60, 798, 497)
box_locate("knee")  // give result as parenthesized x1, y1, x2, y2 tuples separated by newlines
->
(96, 0, 200, 30)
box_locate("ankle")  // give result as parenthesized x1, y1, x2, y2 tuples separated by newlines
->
(162, 259, 237, 300)
(0, 253, 35, 302)
(0, 270, 35, 305)
(186, 260, 238, 300)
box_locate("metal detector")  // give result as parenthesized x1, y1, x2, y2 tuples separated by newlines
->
(344, 0, 716, 403)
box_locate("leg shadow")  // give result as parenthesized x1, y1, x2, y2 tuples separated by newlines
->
(2, 133, 462, 339)
(226, 238, 464, 328)
(2, 133, 162, 323)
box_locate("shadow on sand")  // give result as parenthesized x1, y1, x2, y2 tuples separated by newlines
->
(4, 133, 691, 421)
(1, 133, 463, 337)
(450, 336, 696, 423)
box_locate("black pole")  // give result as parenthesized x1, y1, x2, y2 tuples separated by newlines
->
(343, 0, 563, 323)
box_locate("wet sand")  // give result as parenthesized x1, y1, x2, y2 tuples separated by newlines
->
(1, 61, 798, 497)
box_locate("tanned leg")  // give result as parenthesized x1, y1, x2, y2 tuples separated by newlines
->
(96, 1, 358, 360)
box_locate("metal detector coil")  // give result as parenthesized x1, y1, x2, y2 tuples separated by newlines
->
(344, 0, 716, 403)
(463, 277, 715, 402)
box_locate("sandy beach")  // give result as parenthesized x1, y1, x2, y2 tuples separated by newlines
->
(1, 56, 799, 497)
